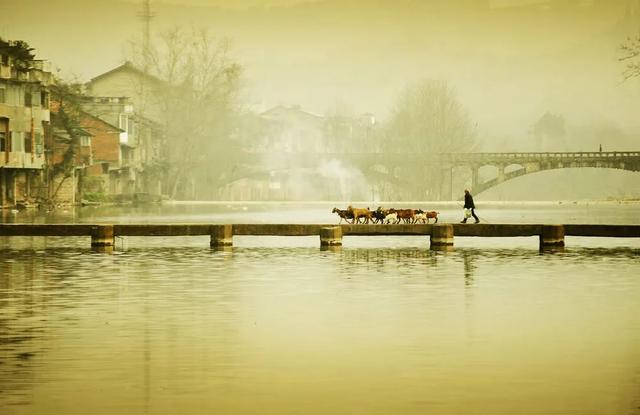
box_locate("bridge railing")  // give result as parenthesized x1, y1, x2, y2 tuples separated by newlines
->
(448, 151, 640, 159)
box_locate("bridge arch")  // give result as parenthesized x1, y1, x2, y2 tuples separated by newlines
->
(472, 165, 640, 196)
(466, 152, 640, 196)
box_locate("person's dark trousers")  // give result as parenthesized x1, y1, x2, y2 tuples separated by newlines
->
(471, 208, 479, 223)
(461, 209, 480, 223)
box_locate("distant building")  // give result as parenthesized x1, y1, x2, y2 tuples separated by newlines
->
(258, 105, 325, 153)
(221, 105, 378, 201)
(0, 39, 51, 209)
(86, 61, 165, 124)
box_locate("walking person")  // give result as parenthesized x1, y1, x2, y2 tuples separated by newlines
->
(461, 189, 480, 224)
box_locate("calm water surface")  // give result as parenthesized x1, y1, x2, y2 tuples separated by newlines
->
(1, 202, 639, 414)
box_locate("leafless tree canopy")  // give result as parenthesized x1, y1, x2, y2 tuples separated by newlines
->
(620, 33, 640, 81)
(385, 80, 476, 154)
(129, 28, 242, 198)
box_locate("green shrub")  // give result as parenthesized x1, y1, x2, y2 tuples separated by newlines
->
(83, 192, 108, 203)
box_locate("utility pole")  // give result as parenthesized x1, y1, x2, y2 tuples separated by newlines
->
(138, 0, 154, 71)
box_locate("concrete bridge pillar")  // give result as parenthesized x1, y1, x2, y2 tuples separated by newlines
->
(443, 166, 454, 200)
(91, 225, 115, 247)
(211, 225, 233, 247)
(498, 165, 506, 183)
(471, 167, 479, 190)
(320, 226, 343, 247)
(430, 224, 454, 249)
(539, 225, 565, 250)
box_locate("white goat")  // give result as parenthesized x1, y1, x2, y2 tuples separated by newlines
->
(413, 212, 427, 224)
(384, 212, 398, 224)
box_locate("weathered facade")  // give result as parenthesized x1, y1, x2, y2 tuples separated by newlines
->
(0, 39, 51, 209)
(80, 96, 138, 196)
(86, 61, 164, 123)
(46, 124, 92, 206)
(85, 63, 165, 198)
(79, 111, 123, 196)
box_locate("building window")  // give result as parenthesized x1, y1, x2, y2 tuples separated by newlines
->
(41, 91, 48, 107)
(35, 132, 43, 154)
(0, 132, 5, 152)
(25, 132, 32, 153)
(31, 91, 41, 107)
(0, 88, 5, 104)
(80, 135, 91, 146)
(24, 92, 32, 107)
(2, 86, 16, 105)
(1, 54, 8, 65)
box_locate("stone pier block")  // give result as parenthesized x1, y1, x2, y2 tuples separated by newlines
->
(91, 225, 115, 247)
(320, 226, 343, 246)
(431, 224, 454, 248)
(540, 225, 565, 248)
(210, 225, 233, 247)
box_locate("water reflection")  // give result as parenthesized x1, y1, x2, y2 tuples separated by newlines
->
(319, 245, 342, 253)
(460, 250, 477, 287)
(0, 246, 245, 413)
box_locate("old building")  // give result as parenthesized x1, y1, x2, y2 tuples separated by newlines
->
(46, 122, 92, 206)
(80, 96, 138, 196)
(85, 63, 165, 197)
(86, 61, 164, 123)
(79, 111, 123, 197)
(0, 39, 51, 209)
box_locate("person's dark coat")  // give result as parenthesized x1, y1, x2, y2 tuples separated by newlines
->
(464, 192, 475, 209)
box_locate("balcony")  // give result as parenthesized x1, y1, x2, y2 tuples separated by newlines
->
(0, 151, 45, 169)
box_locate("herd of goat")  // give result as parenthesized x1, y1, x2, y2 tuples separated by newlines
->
(332, 206, 439, 224)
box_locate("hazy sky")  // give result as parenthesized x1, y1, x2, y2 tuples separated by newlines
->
(3, 0, 640, 148)
(129, 0, 313, 6)
(116, 0, 578, 9)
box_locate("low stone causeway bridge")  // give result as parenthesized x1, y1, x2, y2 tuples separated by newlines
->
(227, 151, 640, 197)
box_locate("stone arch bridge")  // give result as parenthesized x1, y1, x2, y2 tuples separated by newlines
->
(223, 151, 640, 200)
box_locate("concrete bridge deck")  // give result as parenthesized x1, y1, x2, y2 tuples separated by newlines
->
(1, 223, 639, 250)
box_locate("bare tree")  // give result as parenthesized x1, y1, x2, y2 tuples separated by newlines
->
(620, 33, 640, 80)
(46, 79, 86, 207)
(128, 28, 242, 199)
(382, 80, 477, 200)
(385, 80, 476, 154)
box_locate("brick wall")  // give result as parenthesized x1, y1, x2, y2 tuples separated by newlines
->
(81, 115, 120, 163)
(51, 174, 77, 205)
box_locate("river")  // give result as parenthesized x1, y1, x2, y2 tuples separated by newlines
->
(1, 202, 639, 414)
